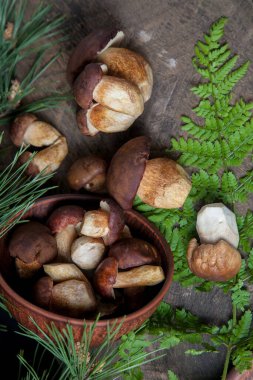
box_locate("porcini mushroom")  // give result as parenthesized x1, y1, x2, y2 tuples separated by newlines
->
(108, 238, 160, 269)
(71, 236, 105, 270)
(67, 155, 107, 193)
(80, 199, 125, 245)
(47, 205, 85, 262)
(10, 113, 68, 176)
(107, 136, 192, 209)
(33, 276, 54, 309)
(94, 257, 165, 299)
(187, 238, 242, 281)
(196, 203, 239, 248)
(73, 63, 144, 135)
(9, 221, 57, 278)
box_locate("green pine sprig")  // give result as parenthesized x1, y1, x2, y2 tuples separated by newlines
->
(0, 0, 70, 123)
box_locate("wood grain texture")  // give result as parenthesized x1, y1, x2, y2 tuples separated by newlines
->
(1, 0, 253, 379)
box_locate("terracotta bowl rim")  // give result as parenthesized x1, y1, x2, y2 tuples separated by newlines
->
(0, 193, 174, 327)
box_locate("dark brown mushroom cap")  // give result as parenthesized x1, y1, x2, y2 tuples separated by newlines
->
(67, 156, 107, 192)
(18, 151, 40, 177)
(9, 221, 57, 264)
(67, 28, 124, 84)
(106, 136, 151, 209)
(33, 276, 53, 309)
(94, 257, 118, 298)
(100, 199, 125, 245)
(76, 108, 91, 136)
(73, 63, 104, 109)
(108, 238, 160, 269)
(47, 205, 85, 234)
(10, 113, 37, 146)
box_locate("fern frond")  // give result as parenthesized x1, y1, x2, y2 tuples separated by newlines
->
(231, 311, 252, 344)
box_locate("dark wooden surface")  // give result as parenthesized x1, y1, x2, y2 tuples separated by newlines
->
(1, 0, 253, 379)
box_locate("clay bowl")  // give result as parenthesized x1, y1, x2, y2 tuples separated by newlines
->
(0, 194, 173, 346)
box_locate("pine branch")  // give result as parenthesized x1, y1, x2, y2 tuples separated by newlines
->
(0, 0, 69, 120)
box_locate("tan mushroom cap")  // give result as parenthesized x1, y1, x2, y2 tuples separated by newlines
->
(107, 136, 151, 209)
(67, 155, 107, 192)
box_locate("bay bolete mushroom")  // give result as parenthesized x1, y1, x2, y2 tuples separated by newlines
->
(108, 238, 160, 269)
(107, 136, 192, 209)
(67, 28, 153, 136)
(94, 257, 165, 299)
(9, 221, 57, 278)
(187, 238, 242, 281)
(10, 113, 68, 176)
(47, 205, 85, 262)
(67, 155, 107, 193)
(80, 199, 125, 245)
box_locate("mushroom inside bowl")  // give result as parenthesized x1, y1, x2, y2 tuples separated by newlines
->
(0, 194, 173, 346)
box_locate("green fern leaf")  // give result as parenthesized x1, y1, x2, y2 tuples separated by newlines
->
(167, 370, 179, 380)
(231, 311, 252, 344)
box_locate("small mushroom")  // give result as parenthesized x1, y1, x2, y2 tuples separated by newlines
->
(71, 236, 105, 270)
(47, 205, 85, 262)
(10, 114, 68, 176)
(94, 257, 165, 299)
(73, 63, 144, 135)
(80, 199, 125, 245)
(108, 238, 160, 269)
(107, 136, 192, 209)
(67, 155, 107, 193)
(196, 203, 239, 248)
(9, 221, 57, 278)
(43, 263, 86, 282)
(187, 238, 242, 281)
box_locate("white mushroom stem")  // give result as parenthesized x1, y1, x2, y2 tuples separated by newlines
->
(43, 263, 86, 282)
(113, 265, 165, 288)
(80, 210, 109, 237)
(55, 225, 78, 262)
(196, 203, 239, 248)
(71, 236, 105, 270)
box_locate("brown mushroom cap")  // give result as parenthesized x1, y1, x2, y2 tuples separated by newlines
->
(47, 205, 85, 234)
(9, 221, 57, 264)
(67, 28, 124, 84)
(67, 156, 107, 192)
(107, 136, 151, 209)
(94, 257, 118, 298)
(33, 276, 54, 309)
(100, 199, 125, 245)
(73, 63, 104, 109)
(10, 113, 37, 146)
(108, 238, 160, 269)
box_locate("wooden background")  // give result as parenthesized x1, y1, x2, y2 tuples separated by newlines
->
(1, 0, 253, 379)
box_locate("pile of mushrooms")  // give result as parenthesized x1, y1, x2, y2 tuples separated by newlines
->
(10, 113, 68, 176)
(9, 200, 165, 318)
(67, 28, 153, 135)
(187, 203, 242, 281)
